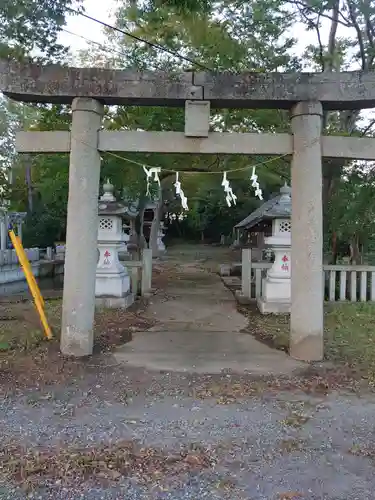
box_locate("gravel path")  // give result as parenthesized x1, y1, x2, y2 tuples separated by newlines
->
(1, 369, 375, 499)
(0, 246, 374, 499)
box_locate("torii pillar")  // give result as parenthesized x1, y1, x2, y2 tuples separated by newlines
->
(290, 102, 324, 361)
(60, 98, 104, 356)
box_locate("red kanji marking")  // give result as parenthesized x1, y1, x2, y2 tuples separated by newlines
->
(282, 255, 288, 262)
(104, 250, 111, 257)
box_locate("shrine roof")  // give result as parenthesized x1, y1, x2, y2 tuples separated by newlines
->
(1, 60, 375, 110)
(235, 184, 291, 230)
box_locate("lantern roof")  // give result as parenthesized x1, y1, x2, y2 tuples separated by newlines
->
(98, 180, 138, 219)
(235, 183, 291, 230)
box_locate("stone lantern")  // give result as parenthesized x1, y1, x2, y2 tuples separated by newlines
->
(95, 180, 134, 308)
(257, 183, 292, 314)
(8, 212, 27, 242)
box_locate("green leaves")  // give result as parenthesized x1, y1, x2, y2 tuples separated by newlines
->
(0, 0, 83, 61)
(327, 164, 375, 257)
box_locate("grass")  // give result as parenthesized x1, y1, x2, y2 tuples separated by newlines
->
(325, 303, 375, 376)
(241, 301, 375, 379)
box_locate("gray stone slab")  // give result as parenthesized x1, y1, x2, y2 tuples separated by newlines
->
(0, 60, 197, 105)
(2, 60, 375, 109)
(114, 329, 303, 375)
(195, 70, 375, 110)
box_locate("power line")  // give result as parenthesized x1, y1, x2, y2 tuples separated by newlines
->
(62, 29, 119, 54)
(67, 8, 213, 72)
(61, 28, 173, 72)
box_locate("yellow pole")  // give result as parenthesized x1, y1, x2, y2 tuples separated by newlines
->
(15, 236, 44, 307)
(8, 230, 52, 339)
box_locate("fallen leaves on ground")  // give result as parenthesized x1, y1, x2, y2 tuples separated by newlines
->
(279, 438, 307, 454)
(348, 443, 375, 462)
(281, 412, 310, 428)
(278, 492, 304, 499)
(191, 366, 363, 403)
(0, 298, 155, 392)
(0, 440, 215, 491)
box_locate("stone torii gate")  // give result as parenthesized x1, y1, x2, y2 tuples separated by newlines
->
(1, 60, 375, 360)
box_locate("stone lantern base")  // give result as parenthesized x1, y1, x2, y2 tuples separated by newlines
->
(257, 276, 291, 314)
(95, 249, 135, 309)
(95, 272, 135, 309)
(96, 294, 134, 309)
(257, 237, 291, 315)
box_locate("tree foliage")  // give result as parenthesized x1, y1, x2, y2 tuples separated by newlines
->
(328, 163, 375, 261)
(0, 0, 83, 61)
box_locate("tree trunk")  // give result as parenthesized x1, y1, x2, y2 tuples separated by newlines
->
(332, 231, 337, 264)
(350, 235, 361, 265)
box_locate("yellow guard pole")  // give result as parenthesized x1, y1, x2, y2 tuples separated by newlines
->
(8, 230, 52, 339)
(15, 235, 44, 307)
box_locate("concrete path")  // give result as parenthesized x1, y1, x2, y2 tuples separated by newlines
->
(115, 257, 303, 375)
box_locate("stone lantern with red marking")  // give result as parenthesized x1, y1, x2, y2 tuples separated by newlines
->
(95, 180, 134, 308)
(257, 183, 292, 314)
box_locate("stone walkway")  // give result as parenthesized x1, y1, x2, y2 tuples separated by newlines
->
(115, 254, 303, 375)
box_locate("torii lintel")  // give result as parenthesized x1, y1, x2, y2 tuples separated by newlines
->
(1, 60, 375, 110)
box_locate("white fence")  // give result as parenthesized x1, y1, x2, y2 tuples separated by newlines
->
(324, 265, 375, 302)
(241, 249, 375, 303)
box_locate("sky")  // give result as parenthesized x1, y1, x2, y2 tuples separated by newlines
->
(59, 0, 328, 62)
(58, 0, 115, 52)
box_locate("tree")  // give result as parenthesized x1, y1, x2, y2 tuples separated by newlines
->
(328, 163, 375, 263)
(71, 0, 297, 242)
(0, 0, 83, 61)
(0, 0, 84, 230)
(293, 0, 375, 212)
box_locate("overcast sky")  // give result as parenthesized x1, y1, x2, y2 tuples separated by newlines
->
(59, 0, 332, 63)
(58, 0, 114, 51)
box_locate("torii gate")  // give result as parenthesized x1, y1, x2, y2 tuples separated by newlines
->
(1, 60, 375, 360)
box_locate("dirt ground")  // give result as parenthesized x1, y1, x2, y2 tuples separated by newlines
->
(0, 244, 375, 499)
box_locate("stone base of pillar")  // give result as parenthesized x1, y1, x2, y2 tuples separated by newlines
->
(95, 292, 134, 309)
(257, 277, 291, 314)
(235, 290, 252, 305)
(257, 296, 290, 314)
(289, 333, 323, 361)
(95, 271, 130, 297)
